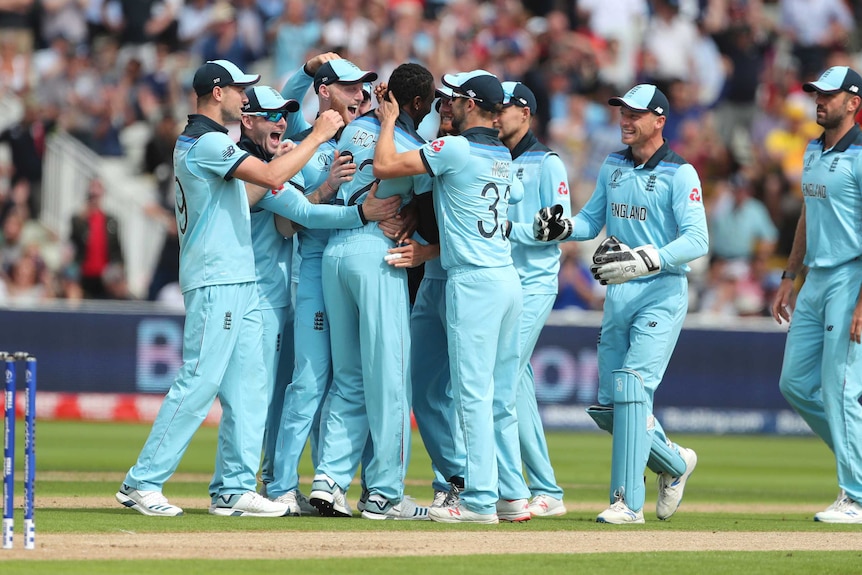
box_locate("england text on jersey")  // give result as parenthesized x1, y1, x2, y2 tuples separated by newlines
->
(611, 202, 648, 221)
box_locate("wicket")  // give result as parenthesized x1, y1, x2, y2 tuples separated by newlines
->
(2, 352, 36, 550)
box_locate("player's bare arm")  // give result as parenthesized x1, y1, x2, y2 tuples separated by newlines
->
(373, 92, 425, 179)
(771, 205, 806, 324)
(235, 110, 344, 198)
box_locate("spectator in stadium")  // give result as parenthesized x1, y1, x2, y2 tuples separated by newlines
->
(69, 177, 125, 299)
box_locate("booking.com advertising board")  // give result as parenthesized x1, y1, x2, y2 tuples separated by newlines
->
(0, 307, 809, 435)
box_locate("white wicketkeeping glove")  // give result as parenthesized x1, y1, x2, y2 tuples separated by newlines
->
(589, 238, 661, 285)
(533, 204, 572, 242)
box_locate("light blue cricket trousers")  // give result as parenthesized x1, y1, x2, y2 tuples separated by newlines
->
(210, 304, 292, 498)
(517, 292, 564, 499)
(125, 282, 266, 495)
(597, 273, 688, 511)
(447, 264, 529, 515)
(779, 261, 862, 502)
(411, 274, 465, 493)
(267, 252, 331, 498)
(318, 225, 411, 503)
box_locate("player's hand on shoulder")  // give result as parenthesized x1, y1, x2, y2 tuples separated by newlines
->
(589, 239, 661, 285)
(533, 204, 572, 242)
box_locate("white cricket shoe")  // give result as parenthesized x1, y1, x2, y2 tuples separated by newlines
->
(273, 489, 318, 516)
(431, 489, 449, 508)
(429, 503, 499, 524)
(814, 496, 862, 524)
(596, 497, 645, 524)
(443, 484, 462, 507)
(210, 491, 291, 517)
(496, 498, 532, 522)
(309, 474, 353, 517)
(116, 484, 184, 516)
(360, 494, 430, 520)
(656, 446, 698, 520)
(527, 494, 567, 517)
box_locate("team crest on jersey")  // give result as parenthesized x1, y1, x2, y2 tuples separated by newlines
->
(517, 167, 524, 180)
(803, 154, 815, 172)
(431, 139, 444, 152)
(317, 153, 332, 168)
(829, 157, 840, 172)
(222, 145, 236, 160)
(609, 168, 623, 188)
(646, 174, 657, 192)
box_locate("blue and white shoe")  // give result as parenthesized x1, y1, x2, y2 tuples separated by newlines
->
(357, 486, 370, 512)
(360, 494, 430, 520)
(309, 474, 352, 517)
(116, 484, 184, 516)
(814, 496, 862, 524)
(656, 447, 697, 520)
(596, 497, 645, 524)
(210, 491, 291, 517)
(273, 489, 318, 516)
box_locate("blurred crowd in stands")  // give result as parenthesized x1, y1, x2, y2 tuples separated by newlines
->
(0, 0, 859, 318)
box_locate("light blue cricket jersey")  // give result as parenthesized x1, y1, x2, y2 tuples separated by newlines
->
(282, 64, 314, 140)
(173, 114, 256, 292)
(337, 110, 431, 210)
(570, 141, 708, 275)
(238, 135, 365, 310)
(507, 131, 572, 294)
(420, 127, 519, 270)
(290, 130, 338, 259)
(801, 124, 862, 268)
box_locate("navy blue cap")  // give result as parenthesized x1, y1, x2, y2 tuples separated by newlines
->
(243, 86, 299, 113)
(608, 84, 669, 117)
(193, 59, 260, 97)
(502, 81, 537, 114)
(442, 70, 503, 112)
(313, 60, 378, 93)
(803, 66, 862, 96)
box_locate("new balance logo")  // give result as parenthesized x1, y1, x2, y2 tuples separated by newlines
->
(223, 311, 232, 330)
(648, 321, 657, 328)
(447, 507, 461, 517)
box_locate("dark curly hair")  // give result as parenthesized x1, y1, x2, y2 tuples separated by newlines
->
(387, 63, 434, 108)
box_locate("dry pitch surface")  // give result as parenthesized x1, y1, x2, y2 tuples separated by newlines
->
(2, 497, 860, 560)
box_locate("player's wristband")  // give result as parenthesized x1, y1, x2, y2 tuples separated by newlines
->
(781, 270, 797, 281)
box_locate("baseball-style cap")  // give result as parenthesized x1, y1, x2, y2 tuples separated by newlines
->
(435, 85, 454, 99)
(243, 86, 299, 113)
(441, 70, 503, 111)
(803, 66, 862, 95)
(608, 84, 669, 117)
(193, 59, 260, 96)
(313, 60, 378, 93)
(502, 81, 537, 114)
(362, 82, 373, 100)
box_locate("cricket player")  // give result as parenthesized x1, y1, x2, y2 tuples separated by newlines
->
(496, 81, 568, 517)
(116, 59, 342, 517)
(374, 70, 531, 524)
(772, 66, 862, 524)
(534, 84, 706, 524)
(264, 57, 378, 510)
(310, 63, 436, 521)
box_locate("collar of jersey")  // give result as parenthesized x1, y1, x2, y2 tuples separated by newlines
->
(623, 139, 670, 169)
(817, 123, 861, 153)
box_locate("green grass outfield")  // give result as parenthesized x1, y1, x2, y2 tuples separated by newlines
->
(1, 420, 861, 574)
